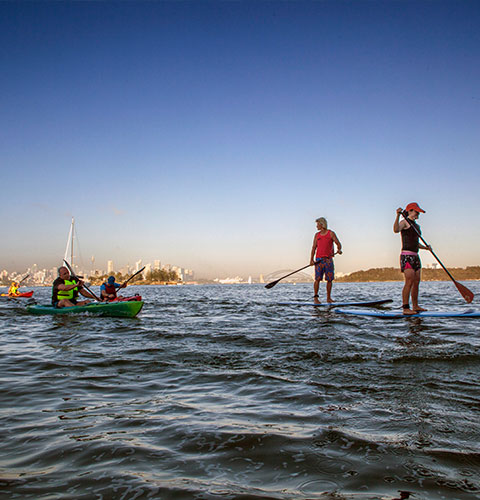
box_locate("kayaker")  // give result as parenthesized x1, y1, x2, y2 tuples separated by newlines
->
(52, 266, 95, 308)
(310, 217, 342, 303)
(8, 281, 19, 296)
(393, 202, 431, 315)
(100, 275, 126, 301)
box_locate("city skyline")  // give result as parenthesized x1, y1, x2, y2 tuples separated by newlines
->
(1, 2, 479, 278)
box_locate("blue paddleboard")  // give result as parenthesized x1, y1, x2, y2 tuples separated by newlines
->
(278, 299, 393, 308)
(334, 308, 480, 318)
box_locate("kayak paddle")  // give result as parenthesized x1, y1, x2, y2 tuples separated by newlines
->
(18, 274, 30, 285)
(122, 266, 146, 286)
(401, 210, 474, 303)
(63, 259, 102, 302)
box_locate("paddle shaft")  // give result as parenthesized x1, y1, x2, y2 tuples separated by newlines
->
(400, 210, 474, 303)
(265, 253, 338, 289)
(401, 211, 456, 280)
(265, 263, 312, 288)
(123, 266, 146, 286)
(63, 260, 101, 302)
(18, 274, 30, 285)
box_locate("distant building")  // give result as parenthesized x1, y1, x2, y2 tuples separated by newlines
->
(107, 260, 114, 273)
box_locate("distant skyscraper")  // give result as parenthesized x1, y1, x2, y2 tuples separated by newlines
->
(154, 260, 161, 270)
(107, 260, 114, 273)
(135, 259, 142, 272)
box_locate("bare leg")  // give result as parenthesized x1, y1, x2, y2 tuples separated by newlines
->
(57, 299, 75, 308)
(326, 280, 333, 302)
(411, 270, 426, 311)
(313, 279, 321, 303)
(402, 269, 416, 315)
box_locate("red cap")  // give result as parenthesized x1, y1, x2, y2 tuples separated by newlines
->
(405, 202, 425, 213)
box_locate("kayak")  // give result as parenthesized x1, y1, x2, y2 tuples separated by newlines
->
(26, 300, 143, 318)
(334, 308, 480, 318)
(278, 299, 393, 308)
(1, 291, 34, 298)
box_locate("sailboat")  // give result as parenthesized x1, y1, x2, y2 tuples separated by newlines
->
(63, 217, 75, 271)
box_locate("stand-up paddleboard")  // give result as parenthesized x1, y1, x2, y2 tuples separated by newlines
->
(278, 299, 393, 308)
(335, 308, 480, 318)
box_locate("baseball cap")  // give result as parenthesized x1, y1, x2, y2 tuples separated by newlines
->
(107, 276, 116, 284)
(405, 202, 425, 213)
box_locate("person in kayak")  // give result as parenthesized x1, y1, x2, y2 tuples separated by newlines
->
(100, 275, 126, 301)
(393, 202, 431, 315)
(310, 217, 342, 303)
(8, 281, 19, 296)
(52, 266, 95, 308)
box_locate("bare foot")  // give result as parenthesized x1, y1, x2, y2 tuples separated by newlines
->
(313, 295, 321, 304)
(326, 298, 334, 303)
(403, 308, 417, 315)
(413, 307, 427, 312)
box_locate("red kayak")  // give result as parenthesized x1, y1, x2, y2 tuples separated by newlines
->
(1, 291, 34, 298)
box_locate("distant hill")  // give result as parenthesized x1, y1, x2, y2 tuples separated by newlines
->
(337, 266, 480, 282)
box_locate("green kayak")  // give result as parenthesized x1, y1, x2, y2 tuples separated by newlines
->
(26, 300, 144, 318)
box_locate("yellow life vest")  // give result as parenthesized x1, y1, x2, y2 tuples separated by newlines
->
(8, 284, 19, 295)
(56, 279, 78, 301)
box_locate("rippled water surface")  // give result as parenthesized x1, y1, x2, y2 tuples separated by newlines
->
(1, 282, 479, 499)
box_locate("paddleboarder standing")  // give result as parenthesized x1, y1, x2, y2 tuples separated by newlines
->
(394, 202, 431, 315)
(310, 217, 342, 303)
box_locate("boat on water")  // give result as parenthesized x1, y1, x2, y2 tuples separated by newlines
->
(1, 291, 34, 298)
(27, 300, 143, 318)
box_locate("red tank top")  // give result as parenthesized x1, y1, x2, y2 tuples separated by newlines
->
(315, 230, 334, 258)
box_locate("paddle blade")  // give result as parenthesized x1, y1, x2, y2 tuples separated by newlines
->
(455, 281, 474, 303)
(264, 280, 279, 289)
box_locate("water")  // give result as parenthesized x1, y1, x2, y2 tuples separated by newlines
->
(1, 282, 479, 499)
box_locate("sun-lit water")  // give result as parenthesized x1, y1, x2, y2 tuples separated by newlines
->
(1, 282, 479, 499)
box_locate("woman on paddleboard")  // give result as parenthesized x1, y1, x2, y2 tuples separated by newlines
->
(393, 202, 431, 315)
(310, 217, 342, 303)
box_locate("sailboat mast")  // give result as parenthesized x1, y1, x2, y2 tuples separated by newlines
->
(71, 217, 75, 269)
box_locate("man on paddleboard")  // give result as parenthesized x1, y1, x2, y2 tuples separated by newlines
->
(52, 266, 95, 308)
(100, 275, 127, 301)
(310, 217, 342, 303)
(393, 202, 431, 315)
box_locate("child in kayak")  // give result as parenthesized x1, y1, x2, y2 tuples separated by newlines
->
(393, 202, 431, 315)
(100, 276, 127, 301)
(310, 217, 342, 303)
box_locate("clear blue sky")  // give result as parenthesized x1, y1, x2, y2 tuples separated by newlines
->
(1, 1, 479, 278)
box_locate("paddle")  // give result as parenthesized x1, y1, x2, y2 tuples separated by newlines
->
(264, 264, 313, 289)
(401, 210, 474, 303)
(63, 259, 102, 302)
(122, 266, 146, 286)
(18, 274, 30, 285)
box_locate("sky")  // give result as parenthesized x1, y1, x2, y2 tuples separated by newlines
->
(1, 1, 479, 278)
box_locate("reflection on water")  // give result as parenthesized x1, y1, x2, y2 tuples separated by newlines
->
(0, 281, 479, 499)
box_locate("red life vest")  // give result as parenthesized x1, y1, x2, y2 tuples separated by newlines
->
(103, 283, 117, 297)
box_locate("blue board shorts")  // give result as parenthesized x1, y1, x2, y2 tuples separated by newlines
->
(315, 257, 334, 281)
